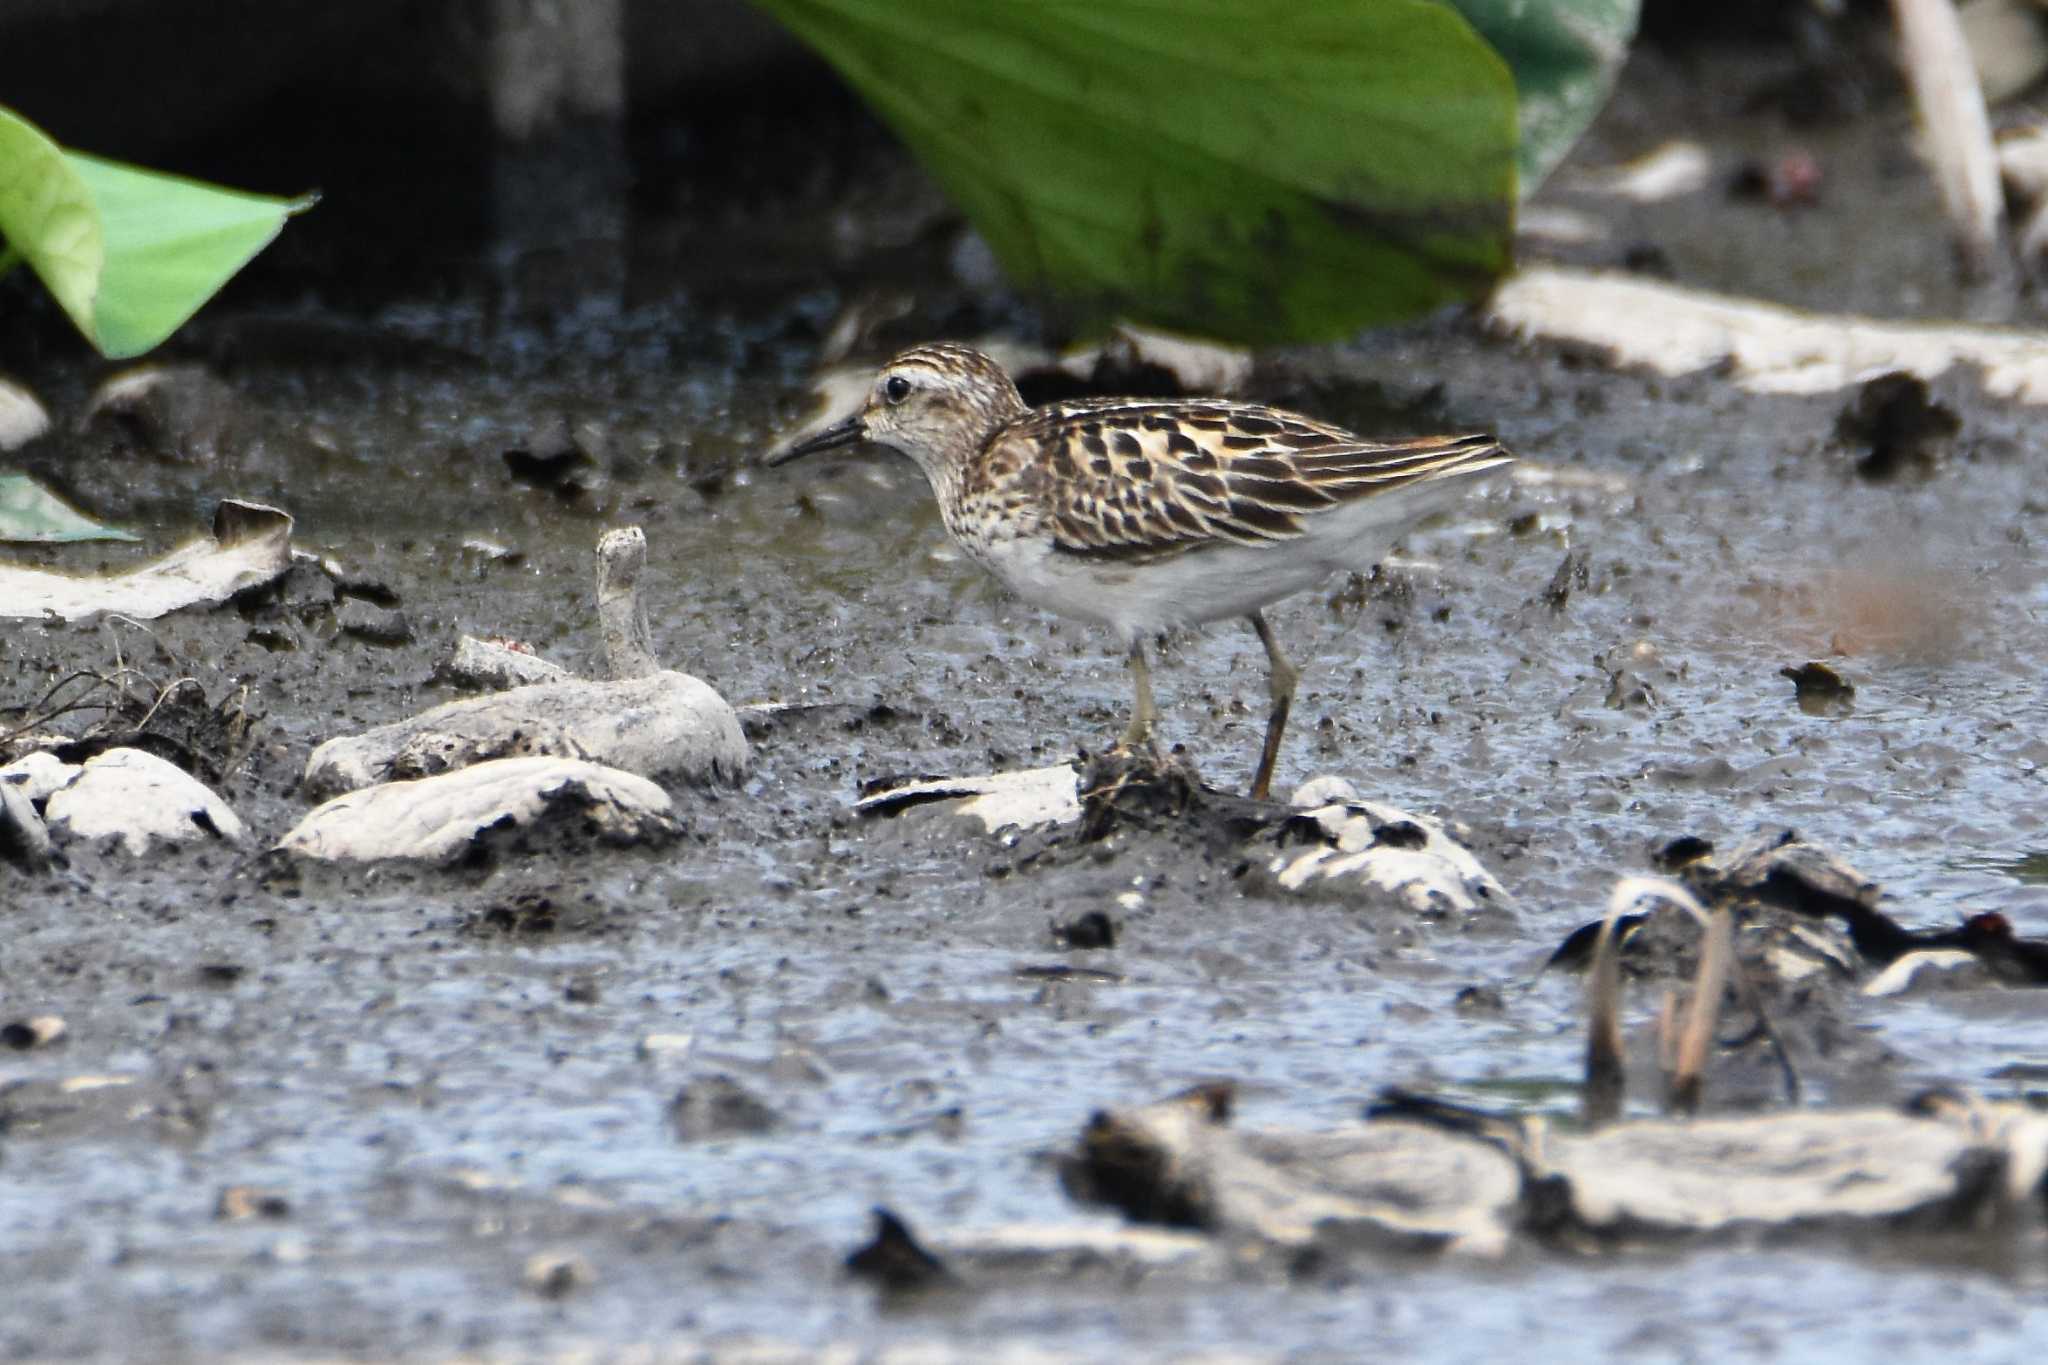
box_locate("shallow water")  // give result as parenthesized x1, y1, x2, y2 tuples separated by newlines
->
(4, 36, 2048, 1364)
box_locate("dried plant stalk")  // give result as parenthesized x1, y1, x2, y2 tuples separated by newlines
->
(1893, 0, 2007, 278)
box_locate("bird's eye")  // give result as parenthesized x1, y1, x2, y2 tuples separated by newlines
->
(884, 375, 912, 404)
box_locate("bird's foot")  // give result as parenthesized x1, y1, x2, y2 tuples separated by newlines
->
(1078, 740, 1201, 838)
(1109, 732, 1161, 766)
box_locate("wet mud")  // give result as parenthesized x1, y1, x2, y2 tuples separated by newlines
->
(4, 31, 2048, 1364)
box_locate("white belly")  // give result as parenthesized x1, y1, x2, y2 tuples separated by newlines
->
(972, 493, 1443, 643)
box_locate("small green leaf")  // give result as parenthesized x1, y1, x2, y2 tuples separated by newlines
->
(0, 104, 314, 359)
(755, 0, 1517, 344)
(1443, 0, 1640, 193)
(0, 106, 105, 340)
(0, 473, 138, 543)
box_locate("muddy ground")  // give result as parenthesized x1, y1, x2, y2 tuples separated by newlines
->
(4, 28, 2048, 1363)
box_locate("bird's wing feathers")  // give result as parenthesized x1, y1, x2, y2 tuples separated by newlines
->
(1017, 400, 1510, 562)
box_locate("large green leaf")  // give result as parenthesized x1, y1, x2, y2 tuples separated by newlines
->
(755, 0, 1517, 343)
(67, 154, 316, 359)
(1444, 0, 1639, 193)
(0, 473, 137, 543)
(0, 105, 314, 359)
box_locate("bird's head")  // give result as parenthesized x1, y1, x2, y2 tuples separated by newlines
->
(766, 343, 1026, 479)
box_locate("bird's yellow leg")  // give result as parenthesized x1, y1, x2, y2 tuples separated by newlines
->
(1248, 610, 1299, 801)
(1121, 639, 1158, 748)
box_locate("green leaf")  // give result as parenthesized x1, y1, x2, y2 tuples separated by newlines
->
(67, 155, 316, 358)
(755, 0, 1517, 344)
(1442, 0, 1640, 193)
(0, 104, 314, 359)
(0, 473, 138, 543)
(0, 106, 104, 338)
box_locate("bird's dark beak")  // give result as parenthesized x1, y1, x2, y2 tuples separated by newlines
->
(765, 414, 866, 467)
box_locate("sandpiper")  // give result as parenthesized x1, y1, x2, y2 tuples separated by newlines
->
(768, 344, 1511, 800)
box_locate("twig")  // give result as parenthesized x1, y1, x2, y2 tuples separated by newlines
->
(0, 667, 154, 744)
(1579, 881, 1635, 1129)
(1892, 0, 2010, 285)
(128, 677, 205, 735)
(1666, 906, 1733, 1115)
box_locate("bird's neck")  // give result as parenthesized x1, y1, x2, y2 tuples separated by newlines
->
(906, 411, 1016, 505)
